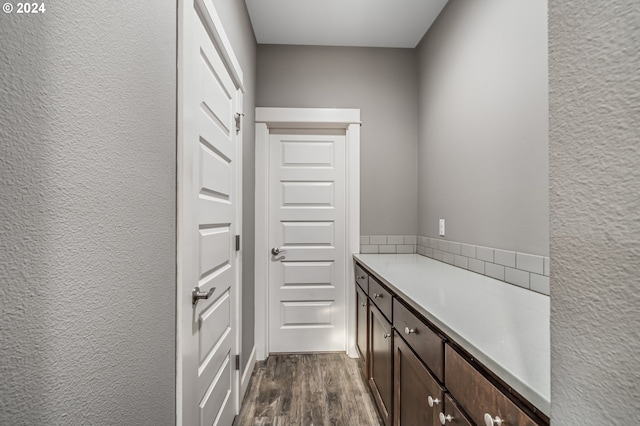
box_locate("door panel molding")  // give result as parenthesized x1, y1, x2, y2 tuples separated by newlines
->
(254, 107, 361, 361)
(177, 0, 244, 424)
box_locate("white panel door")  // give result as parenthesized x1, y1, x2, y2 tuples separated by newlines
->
(268, 133, 346, 353)
(179, 2, 239, 425)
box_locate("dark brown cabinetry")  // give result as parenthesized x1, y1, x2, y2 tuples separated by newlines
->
(369, 303, 393, 426)
(393, 332, 444, 426)
(354, 259, 549, 426)
(445, 345, 539, 426)
(356, 284, 369, 369)
(393, 299, 444, 382)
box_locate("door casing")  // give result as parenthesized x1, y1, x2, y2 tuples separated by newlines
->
(254, 107, 361, 361)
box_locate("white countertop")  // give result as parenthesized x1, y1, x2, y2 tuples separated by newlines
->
(354, 253, 550, 416)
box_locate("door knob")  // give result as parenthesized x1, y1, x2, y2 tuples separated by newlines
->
(428, 396, 441, 407)
(484, 413, 504, 426)
(192, 286, 215, 306)
(439, 413, 453, 424)
(271, 247, 284, 256)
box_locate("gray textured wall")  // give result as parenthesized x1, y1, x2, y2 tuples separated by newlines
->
(549, 1, 640, 424)
(256, 45, 419, 236)
(416, 0, 550, 255)
(212, 0, 257, 375)
(0, 3, 176, 425)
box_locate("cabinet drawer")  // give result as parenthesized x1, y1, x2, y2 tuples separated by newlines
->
(369, 276, 393, 321)
(440, 394, 473, 426)
(393, 299, 444, 382)
(355, 263, 369, 292)
(445, 345, 540, 426)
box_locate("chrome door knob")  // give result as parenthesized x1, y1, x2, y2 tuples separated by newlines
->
(271, 247, 283, 256)
(428, 396, 440, 407)
(192, 286, 215, 306)
(439, 412, 453, 424)
(484, 413, 504, 426)
(404, 326, 416, 335)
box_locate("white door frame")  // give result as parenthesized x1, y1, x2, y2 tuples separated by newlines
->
(254, 107, 361, 361)
(176, 0, 245, 423)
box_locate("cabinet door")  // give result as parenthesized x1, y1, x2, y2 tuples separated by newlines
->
(394, 332, 444, 426)
(356, 284, 369, 369)
(439, 394, 473, 426)
(369, 303, 393, 426)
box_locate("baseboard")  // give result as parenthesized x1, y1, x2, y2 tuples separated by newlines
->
(240, 345, 256, 402)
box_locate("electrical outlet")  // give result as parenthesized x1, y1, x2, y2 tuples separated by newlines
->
(439, 219, 445, 237)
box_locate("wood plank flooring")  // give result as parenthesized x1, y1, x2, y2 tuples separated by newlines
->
(235, 353, 383, 426)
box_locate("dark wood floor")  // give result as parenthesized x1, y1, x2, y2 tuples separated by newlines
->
(235, 353, 383, 426)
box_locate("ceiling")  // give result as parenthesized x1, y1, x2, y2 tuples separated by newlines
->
(244, 0, 449, 48)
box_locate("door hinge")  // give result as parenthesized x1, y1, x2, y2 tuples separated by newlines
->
(234, 113, 245, 134)
(235, 234, 240, 251)
(235, 354, 240, 371)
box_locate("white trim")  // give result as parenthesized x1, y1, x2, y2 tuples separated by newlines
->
(254, 107, 361, 361)
(194, 0, 245, 93)
(234, 91, 244, 414)
(254, 122, 270, 361)
(240, 346, 257, 401)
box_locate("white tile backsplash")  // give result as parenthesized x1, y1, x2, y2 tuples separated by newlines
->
(404, 235, 418, 244)
(387, 235, 405, 245)
(369, 235, 387, 245)
(494, 249, 516, 268)
(361, 244, 379, 254)
(485, 263, 505, 281)
(505, 267, 530, 289)
(468, 258, 485, 274)
(476, 246, 494, 262)
(461, 243, 476, 258)
(362, 234, 550, 296)
(454, 254, 469, 269)
(516, 253, 544, 274)
(397, 244, 415, 254)
(530, 273, 550, 295)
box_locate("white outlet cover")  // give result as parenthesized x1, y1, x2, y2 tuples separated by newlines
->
(439, 219, 445, 237)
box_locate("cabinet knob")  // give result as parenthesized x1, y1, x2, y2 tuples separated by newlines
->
(361, 302, 367, 307)
(484, 413, 504, 426)
(404, 326, 416, 335)
(383, 332, 391, 339)
(439, 412, 453, 424)
(372, 293, 381, 298)
(356, 275, 365, 280)
(427, 396, 441, 407)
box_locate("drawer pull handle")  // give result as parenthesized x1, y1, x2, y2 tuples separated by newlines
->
(404, 326, 416, 335)
(383, 332, 391, 339)
(484, 413, 504, 426)
(439, 413, 453, 424)
(427, 396, 440, 407)
(372, 293, 381, 298)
